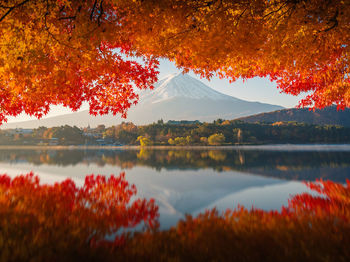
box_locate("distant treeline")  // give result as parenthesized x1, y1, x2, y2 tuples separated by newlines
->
(1, 119, 350, 145)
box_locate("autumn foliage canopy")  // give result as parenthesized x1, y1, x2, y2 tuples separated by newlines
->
(0, 0, 349, 123)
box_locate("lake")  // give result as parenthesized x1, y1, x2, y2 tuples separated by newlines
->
(1, 144, 349, 229)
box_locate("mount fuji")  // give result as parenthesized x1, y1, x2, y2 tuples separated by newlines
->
(3, 74, 283, 128)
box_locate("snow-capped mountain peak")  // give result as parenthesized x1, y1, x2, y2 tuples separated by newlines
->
(140, 73, 236, 104)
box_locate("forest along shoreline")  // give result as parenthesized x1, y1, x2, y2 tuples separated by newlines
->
(1, 120, 350, 147)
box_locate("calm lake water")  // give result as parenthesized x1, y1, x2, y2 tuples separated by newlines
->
(1, 144, 350, 229)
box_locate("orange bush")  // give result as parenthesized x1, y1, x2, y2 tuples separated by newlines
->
(0, 172, 158, 261)
(123, 180, 350, 262)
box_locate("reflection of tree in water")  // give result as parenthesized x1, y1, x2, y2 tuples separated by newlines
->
(137, 148, 152, 160)
(208, 151, 227, 162)
(238, 150, 245, 165)
(0, 150, 107, 167)
(0, 149, 349, 182)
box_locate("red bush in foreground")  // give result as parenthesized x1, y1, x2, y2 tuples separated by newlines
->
(123, 179, 350, 262)
(0, 173, 349, 261)
(0, 172, 158, 261)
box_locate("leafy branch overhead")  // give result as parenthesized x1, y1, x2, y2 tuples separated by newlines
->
(0, 0, 159, 124)
(0, 0, 349, 124)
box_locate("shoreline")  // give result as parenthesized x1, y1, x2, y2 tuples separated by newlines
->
(0, 144, 350, 151)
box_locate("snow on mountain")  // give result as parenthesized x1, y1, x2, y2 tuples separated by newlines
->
(2, 74, 284, 128)
(140, 73, 235, 104)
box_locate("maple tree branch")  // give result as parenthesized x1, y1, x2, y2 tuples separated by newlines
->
(322, 9, 339, 32)
(263, 2, 288, 19)
(45, 26, 78, 50)
(0, 0, 30, 23)
(58, 16, 76, 20)
(90, 0, 97, 21)
(234, 6, 248, 27)
(97, 0, 104, 26)
(59, 5, 65, 13)
(167, 28, 192, 41)
(43, 0, 78, 50)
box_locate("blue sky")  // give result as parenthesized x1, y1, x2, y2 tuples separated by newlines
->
(8, 59, 305, 123)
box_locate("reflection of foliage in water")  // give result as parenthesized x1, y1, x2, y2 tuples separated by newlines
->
(124, 180, 350, 261)
(0, 149, 350, 181)
(208, 150, 227, 162)
(1, 174, 350, 261)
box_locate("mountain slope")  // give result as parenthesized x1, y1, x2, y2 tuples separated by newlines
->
(3, 74, 283, 128)
(238, 107, 350, 127)
(139, 73, 236, 103)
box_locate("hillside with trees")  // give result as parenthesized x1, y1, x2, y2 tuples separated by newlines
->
(239, 107, 350, 127)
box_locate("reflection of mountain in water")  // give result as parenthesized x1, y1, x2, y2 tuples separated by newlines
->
(137, 170, 286, 228)
(0, 148, 349, 182)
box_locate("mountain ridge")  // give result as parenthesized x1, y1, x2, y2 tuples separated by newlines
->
(2, 74, 283, 129)
(238, 107, 350, 127)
